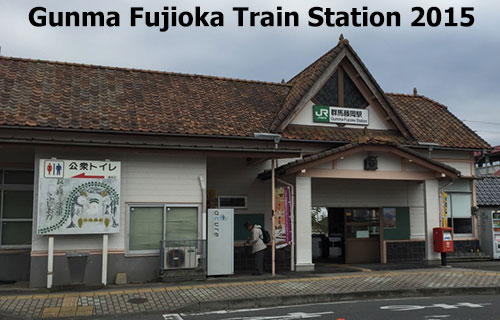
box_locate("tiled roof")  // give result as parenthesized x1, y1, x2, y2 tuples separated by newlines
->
(282, 125, 409, 145)
(0, 50, 490, 150)
(387, 93, 490, 149)
(0, 56, 290, 137)
(476, 176, 500, 206)
(269, 41, 346, 132)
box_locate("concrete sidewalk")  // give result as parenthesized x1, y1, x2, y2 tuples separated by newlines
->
(1, 267, 500, 319)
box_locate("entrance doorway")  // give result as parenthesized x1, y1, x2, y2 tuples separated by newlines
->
(344, 208, 381, 264)
(312, 207, 382, 264)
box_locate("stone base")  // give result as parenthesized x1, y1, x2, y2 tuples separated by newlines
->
(295, 263, 315, 272)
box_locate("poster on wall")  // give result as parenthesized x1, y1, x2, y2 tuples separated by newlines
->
(37, 159, 121, 235)
(274, 187, 291, 249)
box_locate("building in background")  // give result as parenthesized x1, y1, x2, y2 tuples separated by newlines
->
(0, 37, 490, 287)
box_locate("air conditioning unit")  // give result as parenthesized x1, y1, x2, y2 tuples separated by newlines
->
(163, 246, 197, 270)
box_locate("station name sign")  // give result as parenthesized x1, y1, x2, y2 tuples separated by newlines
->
(313, 105, 369, 125)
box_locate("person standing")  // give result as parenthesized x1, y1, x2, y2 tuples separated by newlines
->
(245, 222, 267, 275)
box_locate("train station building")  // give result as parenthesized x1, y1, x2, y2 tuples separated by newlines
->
(0, 37, 489, 287)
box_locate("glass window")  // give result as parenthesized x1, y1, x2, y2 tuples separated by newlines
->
(0, 169, 34, 247)
(3, 191, 33, 218)
(128, 205, 199, 253)
(450, 193, 472, 218)
(129, 207, 164, 251)
(4, 170, 34, 185)
(165, 207, 198, 241)
(1, 221, 32, 245)
(448, 192, 473, 235)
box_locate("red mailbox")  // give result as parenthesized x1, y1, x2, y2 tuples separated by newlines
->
(433, 227, 454, 253)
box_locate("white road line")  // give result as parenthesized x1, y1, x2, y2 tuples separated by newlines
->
(163, 314, 184, 320)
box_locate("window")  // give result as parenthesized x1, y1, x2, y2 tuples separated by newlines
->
(217, 196, 247, 209)
(127, 204, 199, 254)
(0, 169, 34, 247)
(447, 192, 473, 235)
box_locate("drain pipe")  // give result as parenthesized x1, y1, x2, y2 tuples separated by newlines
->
(199, 176, 207, 240)
(277, 178, 295, 272)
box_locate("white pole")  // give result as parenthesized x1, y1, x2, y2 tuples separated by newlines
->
(102, 234, 108, 286)
(47, 236, 54, 289)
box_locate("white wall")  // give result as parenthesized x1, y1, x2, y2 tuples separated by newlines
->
(311, 179, 425, 238)
(32, 150, 206, 252)
(334, 152, 401, 171)
(207, 158, 271, 229)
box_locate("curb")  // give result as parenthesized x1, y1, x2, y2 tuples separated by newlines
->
(171, 286, 500, 314)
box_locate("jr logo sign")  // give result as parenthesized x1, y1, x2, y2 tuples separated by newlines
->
(313, 105, 329, 123)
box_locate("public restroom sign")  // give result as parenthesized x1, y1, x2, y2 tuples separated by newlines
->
(313, 105, 369, 125)
(37, 159, 121, 235)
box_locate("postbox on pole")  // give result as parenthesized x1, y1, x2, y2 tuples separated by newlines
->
(433, 227, 454, 266)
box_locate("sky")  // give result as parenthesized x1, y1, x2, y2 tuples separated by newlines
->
(0, 0, 499, 146)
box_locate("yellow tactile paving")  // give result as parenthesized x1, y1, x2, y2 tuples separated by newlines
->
(62, 297, 78, 306)
(16, 295, 33, 299)
(0, 295, 17, 300)
(75, 306, 94, 316)
(108, 290, 124, 295)
(63, 292, 80, 297)
(58, 306, 77, 317)
(41, 307, 60, 318)
(137, 288, 152, 293)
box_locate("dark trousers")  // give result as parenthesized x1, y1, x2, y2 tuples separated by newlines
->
(254, 249, 265, 275)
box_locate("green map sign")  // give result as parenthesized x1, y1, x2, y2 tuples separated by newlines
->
(313, 105, 369, 125)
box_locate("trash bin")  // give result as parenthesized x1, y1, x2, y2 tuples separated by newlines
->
(66, 252, 89, 283)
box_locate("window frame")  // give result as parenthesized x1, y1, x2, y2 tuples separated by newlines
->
(447, 191, 473, 237)
(0, 168, 34, 249)
(217, 195, 248, 209)
(126, 203, 201, 256)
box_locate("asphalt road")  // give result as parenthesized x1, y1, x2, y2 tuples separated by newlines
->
(103, 295, 500, 320)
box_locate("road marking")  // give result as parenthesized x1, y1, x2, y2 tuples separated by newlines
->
(424, 316, 451, 319)
(381, 302, 491, 312)
(221, 312, 334, 320)
(163, 314, 184, 320)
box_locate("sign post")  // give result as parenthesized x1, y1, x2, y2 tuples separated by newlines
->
(102, 234, 108, 285)
(271, 159, 276, 277)
(47, 236, 54, 289)
(38, 159, 121, 287)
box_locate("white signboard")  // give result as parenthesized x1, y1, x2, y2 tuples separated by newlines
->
(330, 106, 369, 125)
(37, 159, 121, 235)
(313, 105, 369, 125)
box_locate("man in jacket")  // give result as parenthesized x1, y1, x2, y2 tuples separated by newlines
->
(245, 222, 266, 275)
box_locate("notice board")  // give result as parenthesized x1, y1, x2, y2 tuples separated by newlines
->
(234, 213, 265, 241)
(383, 207, 410, 240)
(37, 159, 121, 235)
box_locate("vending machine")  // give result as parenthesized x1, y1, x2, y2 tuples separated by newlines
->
(207, 209, 234, 276)
(479, 210, 500, 259)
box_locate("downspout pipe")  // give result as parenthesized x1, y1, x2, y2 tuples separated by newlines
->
(199, 176, 207, 240)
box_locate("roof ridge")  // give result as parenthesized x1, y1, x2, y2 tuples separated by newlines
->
(0, 55, 292, 88)
(385, 92, 449, 109)
(287, 41, 346, 84)
(387, 92, 491, 149)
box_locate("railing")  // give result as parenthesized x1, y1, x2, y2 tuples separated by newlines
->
(160, 240, 207, 272)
